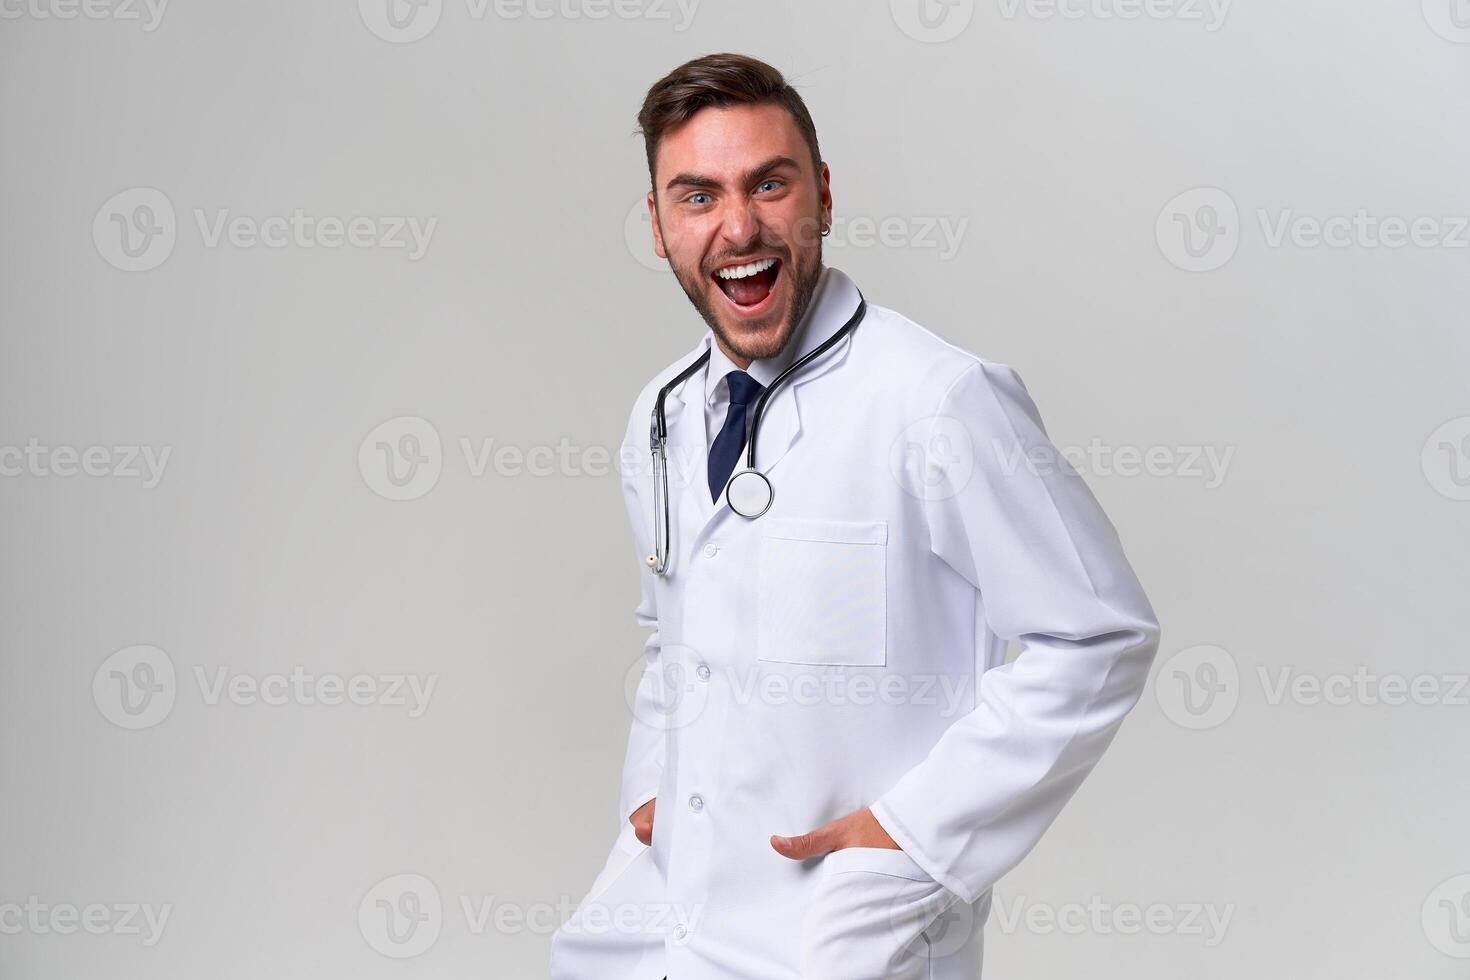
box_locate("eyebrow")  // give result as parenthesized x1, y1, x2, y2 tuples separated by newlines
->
(663, 156, 802, 194)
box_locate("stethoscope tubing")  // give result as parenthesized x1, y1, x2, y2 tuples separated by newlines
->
(646, 290, 867, 574)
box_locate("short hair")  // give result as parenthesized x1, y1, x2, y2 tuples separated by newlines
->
(636, 53, 823, 191)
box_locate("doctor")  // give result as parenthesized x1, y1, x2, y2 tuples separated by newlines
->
(550, 53, 1160, 980)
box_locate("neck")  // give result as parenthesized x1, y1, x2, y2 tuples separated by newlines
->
(716, 338, 753, 371)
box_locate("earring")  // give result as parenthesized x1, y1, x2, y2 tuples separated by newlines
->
(820, 223, 831, 237)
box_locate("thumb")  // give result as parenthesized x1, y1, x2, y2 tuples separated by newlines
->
(770, 822, 836, 861)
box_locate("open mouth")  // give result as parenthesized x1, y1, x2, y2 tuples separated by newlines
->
(712, 256, 782, 315)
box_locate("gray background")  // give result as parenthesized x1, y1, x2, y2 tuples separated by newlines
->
(2, 0, 1468, 977)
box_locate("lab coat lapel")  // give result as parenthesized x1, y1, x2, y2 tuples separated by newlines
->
(658, 338, 717, 536)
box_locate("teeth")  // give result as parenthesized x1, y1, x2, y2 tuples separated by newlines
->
(716, 257, 777, 280)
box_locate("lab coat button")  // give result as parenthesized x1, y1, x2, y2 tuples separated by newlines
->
(696, 663, 711, 681)
(703, 543, 719, 558)
(673, 924, 687, 940)
(688, 794, 704, 812)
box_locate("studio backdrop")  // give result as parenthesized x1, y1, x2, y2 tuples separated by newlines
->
(1, 1, 1467, 978)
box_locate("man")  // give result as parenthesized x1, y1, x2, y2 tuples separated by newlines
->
(550, 53, 1160, 980)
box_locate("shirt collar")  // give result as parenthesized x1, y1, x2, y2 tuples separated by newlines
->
(704, 265, 833, 408)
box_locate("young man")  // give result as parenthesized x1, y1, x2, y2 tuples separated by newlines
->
(550, 53, 1160, 980)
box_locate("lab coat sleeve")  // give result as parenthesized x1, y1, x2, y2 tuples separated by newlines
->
(615, 427, 665, 828)
(869, 360, 1160, 906)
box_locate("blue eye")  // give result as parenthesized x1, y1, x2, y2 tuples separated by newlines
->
(757, 180, 781, 193)
(688, 193, 712, 205)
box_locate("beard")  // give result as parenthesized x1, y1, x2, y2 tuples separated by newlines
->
(669, 237, 825, 365)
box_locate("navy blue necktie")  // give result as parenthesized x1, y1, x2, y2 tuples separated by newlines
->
(708, 370, 765, 502)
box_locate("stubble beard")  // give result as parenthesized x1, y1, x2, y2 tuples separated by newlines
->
(670, 240, 824, 366)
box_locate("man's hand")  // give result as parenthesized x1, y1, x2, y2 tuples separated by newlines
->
(770, 806, 900, 861)
(629, 798, 656, 846)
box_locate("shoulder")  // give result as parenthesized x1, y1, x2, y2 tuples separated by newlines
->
(853, 300, 1028, 411)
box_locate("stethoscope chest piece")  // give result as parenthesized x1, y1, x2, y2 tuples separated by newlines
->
(726, 468, 773, 519)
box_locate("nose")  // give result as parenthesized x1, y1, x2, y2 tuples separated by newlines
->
(717, 197, 761, 250)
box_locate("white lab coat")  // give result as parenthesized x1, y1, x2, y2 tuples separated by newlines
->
(550, 266, 1160, 980)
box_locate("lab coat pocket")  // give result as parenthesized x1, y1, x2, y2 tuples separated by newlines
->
(757, 518, 887, 666)
(801, 846, 958, 980)
(584, 820, 651, 904)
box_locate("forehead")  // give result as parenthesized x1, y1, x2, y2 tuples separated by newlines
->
(654, 102, 810, 187)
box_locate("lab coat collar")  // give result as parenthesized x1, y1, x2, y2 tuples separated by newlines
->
(659, 264, 864, 538)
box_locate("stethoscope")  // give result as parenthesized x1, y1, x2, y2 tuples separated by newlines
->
(646, 292, 867, 575)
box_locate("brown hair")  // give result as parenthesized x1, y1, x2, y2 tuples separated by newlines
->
(636, 53, 823, 191)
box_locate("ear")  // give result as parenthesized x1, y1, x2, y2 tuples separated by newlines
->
(648, 191, 668, 260)
(817, 161, 833, 232)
